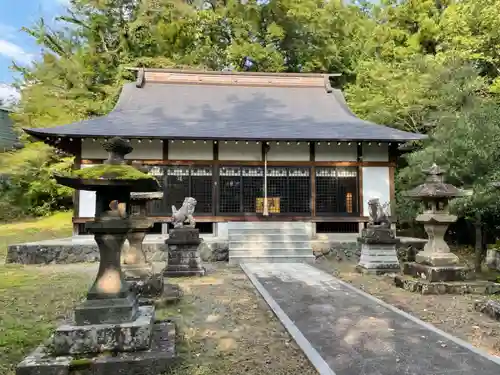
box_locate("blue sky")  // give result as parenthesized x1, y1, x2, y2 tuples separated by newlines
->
(0, 0, 68, 101)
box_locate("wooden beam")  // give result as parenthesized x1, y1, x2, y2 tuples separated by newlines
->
(357, 142, 364, 216)
(81, 159, 395, 167)
(73, 215, 370, 224)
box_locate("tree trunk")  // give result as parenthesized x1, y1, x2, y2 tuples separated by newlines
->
(474, 213, 483, 274)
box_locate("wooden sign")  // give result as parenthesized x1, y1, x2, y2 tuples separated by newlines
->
(256, 197, 280, 213)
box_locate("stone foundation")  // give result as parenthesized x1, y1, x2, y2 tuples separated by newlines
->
(393, 275, 500, 295)
(6, 237, 229, 265)
(402, 262, 468, 282)
(7, 235, 425, 265)
(16, 320, 176, 375)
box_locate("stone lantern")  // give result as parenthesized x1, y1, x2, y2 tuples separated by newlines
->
(403, 163, 469, 281)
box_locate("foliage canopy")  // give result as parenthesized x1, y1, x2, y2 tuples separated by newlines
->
(2, 0, 500, 232)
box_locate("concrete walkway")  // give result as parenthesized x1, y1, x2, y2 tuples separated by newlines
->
(241, 263, 500, 375)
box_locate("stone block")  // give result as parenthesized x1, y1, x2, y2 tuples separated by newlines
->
(402, 262, 467, 282)
(139, 283, 183, 307)
(415, 250, 460, 267)
(394, 275, 499, 295)
(16, 320, 176, 375)
(166, 228, 200, 245)
(129, 274, 164, 299)
(74, 294, 138, 325)
(356, 242, 400, 274)
(474, 299, 500, 321)
(123, 264, 154, 281)
(52, 306, 154, 355)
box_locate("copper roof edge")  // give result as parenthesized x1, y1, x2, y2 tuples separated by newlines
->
(124, 67, 341, 78)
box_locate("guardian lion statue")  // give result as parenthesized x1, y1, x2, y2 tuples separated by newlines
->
(171, 197, 197, 228)
(367, 198, 391, 228)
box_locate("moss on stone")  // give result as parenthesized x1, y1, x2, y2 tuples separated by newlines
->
(72, 164, 154, 180)
(69, 358, 92, 368)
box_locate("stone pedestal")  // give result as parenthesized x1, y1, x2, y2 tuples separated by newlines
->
(163, 228, 206, 277)
(356, 226, 400, 274)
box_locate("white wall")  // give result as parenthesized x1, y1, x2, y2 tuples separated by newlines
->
(78, 164, 96, 217)
(219, 142, 261, 161)
(267, 142, 309, 161)
(362, 143, 389, 162)
(81, 139, 163, 160)
(361, 166, 390, 216)
(315, 142, 357, 161)
(168, 141, 213, 160)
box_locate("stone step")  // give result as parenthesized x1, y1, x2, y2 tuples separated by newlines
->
(228, 228, 309, 236)
(229, 234, 310, 242)
(227, 222, 309, 230)
(229, 241, 311, 250)
(230, 248, 313, 256)
(229, 254, 315, 264)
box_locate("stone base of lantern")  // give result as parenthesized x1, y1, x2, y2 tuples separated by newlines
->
(415, 250, 460, 267)
(16, 318, 176, 375)
(74, 294, 138, 326)
(122, 263, 154, 281)
(53, 305, 155, 355)
(163, 228, 206, 277)
(402, 262, 467, 282)
(393, 274, 500, 295)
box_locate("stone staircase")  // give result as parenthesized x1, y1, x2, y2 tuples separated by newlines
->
(228, 222, 315, 264)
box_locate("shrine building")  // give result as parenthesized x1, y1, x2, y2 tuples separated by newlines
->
(24, 68, 425, 238)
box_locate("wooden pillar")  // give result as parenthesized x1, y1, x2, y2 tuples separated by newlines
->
(213, 141, 219, 217)
(357, 142, 363, 216)
(72, 138, 82, 235)
(310, 142, 316, 217)
(162, 139, 168, 161)
(388, 143, 398, 218)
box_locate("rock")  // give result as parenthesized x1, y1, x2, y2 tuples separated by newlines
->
(474, 300, 500, 322)
(199, 241, 212, 262)
(210, 242, 229, 262)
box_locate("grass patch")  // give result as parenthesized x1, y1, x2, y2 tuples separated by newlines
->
(0, 212, 85, 374)
(0, 211, 72, 260)
(0, 268, 90, 375)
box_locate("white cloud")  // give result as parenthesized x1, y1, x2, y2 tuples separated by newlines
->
(0, 84, 20, 105)
(0, 40, 34, 65)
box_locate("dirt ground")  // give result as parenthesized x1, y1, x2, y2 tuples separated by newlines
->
(158, 263, 318, 375)
(315, 257, 500, 358)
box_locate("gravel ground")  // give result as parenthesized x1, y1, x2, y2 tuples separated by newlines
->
(316, 258, 500, 358)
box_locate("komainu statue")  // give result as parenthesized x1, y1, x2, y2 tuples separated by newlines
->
(171, 197, 197, 228)
(367, 198, 391, 228)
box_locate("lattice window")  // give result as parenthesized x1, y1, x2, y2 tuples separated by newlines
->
(219, 167, 241, 213)
(315, 167, 358, 214)
(242, 167, 264, 213)
(218, 166, 311, 214)
(190, 166, 213, 213)
(288, 167, 311, 213)
(166, 166, 191, 211)
(142, 165, 213, 216)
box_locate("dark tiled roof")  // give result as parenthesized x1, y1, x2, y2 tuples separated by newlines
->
(24, 78, 425, 142)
